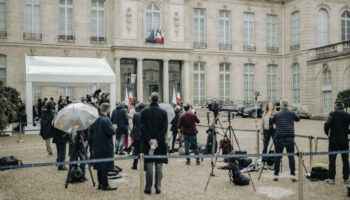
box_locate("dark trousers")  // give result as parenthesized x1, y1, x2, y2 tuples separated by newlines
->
(88, 135, 95, 159)
(132, 139, 141, 168)
(97, 170, 109, 187)
(171, 131, 182, 150)
(274, 137, 295, 176)
(68, 143, 86, 176)
(56, 143, 66, 169)
(145, 162, 162, 191)
(184, 134, 199, 162)
(262, 129, 274, 161)
(329, 143, 349, 180)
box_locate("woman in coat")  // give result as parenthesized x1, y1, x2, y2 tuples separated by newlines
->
(52, 102, 68, 170)
(260, 101, 276, 162)
(40, 101, 55, 156)
(130, 103, 146, 170)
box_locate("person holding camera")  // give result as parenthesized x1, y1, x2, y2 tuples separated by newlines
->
(111, 102, 129, 155)
(140, 93, 168, 195)
(170, 106, 182, 153)
(177, 104, 200, 165)
(270, 99, 300, 182)
(40, 101, 55, 156)
(324, 100, 350, 185)
(94, 103, 117, 191)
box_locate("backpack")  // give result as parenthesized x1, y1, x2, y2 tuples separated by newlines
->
(310, 163, 329, 181)
(228, 163, 250, 186)
(0, 156, 23, 170)
(204, 127, 218, 154)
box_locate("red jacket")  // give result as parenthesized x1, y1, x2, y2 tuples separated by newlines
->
(177, 112, 200, 135)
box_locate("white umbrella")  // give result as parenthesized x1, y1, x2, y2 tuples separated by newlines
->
(159, 103, 175, 123)
(54, 102, 99, 132)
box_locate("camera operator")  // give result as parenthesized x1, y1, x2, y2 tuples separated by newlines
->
(324, 100, 350, 185)
(40, 102, 55, 156)
(270, 99, 300, 182)
(68, 128, 89, 183)
(94, 103, 117, 191)
(177, 104, 200, 165)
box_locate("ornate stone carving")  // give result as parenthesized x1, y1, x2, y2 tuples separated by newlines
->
(223, 4, 228, 10)
(292, 57, 298, 63)
(95, 50, 102, 57)
(29, 48, 36, 56)
(223, 56, 229, 63)
(174, 12, 180, 35)
(197, 2, 202, 8)
(126, 7, 132, 32)
(247, 57, 252, 63)
(271, 59, 276, 64)
(64, 49, 70, 56)
(198, 55, 202, 61)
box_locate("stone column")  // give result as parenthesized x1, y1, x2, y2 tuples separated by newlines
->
(137, 58, 143, 102)
(25, 81, 33, 126)
(163, 59, 169, 103)
(183, 60, 190, 103)
(114, 57, 121, 103)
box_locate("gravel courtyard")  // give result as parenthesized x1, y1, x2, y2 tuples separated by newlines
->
(0, 110, 349, 200)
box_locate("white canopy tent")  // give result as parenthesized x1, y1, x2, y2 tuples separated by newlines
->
(25, 55, 116, 129)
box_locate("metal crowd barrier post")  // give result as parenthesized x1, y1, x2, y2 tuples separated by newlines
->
(298, 152, 304, 200)
(314, 137, 318, 153)
(309, 136, 313, 170)
(139, 153, 145, 200)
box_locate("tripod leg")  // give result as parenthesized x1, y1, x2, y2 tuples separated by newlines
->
(258, 143, 274, 180)
(80, 152, 96, 187)
(65, 168, 70, 188)
(230, 127, 241, 151)
(294, 143, 309, 174)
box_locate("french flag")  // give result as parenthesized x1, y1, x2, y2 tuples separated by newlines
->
(176, 91, 181, 105)
(155, 29, 164, 44)
(128, 91, 134, 104)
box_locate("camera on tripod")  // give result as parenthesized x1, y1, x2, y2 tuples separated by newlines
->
(207, 100, 221, 113)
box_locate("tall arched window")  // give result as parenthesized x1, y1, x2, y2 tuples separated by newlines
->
(244, 64, 255, 103)
(322, 69, 332, 113)
(0, 54, 6, 85)
(341, 11, 350, 41)
(145, 3, 161, 37)
(193, 62, 206, 106)
(292, 63, 300, 104)
(317, 9, 328, 47)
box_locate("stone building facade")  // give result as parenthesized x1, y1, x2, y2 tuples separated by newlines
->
(0, 0, 349, 115)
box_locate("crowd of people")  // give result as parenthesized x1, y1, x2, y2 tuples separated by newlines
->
(28, 90, 350, 193)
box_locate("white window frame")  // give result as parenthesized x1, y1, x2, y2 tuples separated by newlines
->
(0, 0, 6, 36)
(91, 0, 105, 42)
(317, 9, 328, 47)
(266, 15, 277, 51)
(0, 55, 6, 85)
(341, 11, 350, 41)
(193, 62, 206, 106)
(244, 64, 255, 103)
(243, 13, 255, 49)
(193, 8, 206, 47)
(291, 11, 300, 46)
(267, 64, 278, 101)
(24, 0, 41, 40)
(219, 63, 231, 104)
(292, 63, 300, 104)
(59, 0, 74, 40)
(219, 10, 231, 49)
(144, 3, 161, 39)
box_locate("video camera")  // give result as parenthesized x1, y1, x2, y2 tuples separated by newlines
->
(208, 101, 221, 114)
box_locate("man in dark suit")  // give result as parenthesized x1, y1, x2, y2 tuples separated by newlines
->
(140, 93, 168, 195)
(111, 102, 129, 155)
(93, 103, 117, 191)
(324, 100, 350, 185)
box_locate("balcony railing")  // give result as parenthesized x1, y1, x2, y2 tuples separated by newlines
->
(267, 46, 278, 53)
(290, 43, 300, 51)
(193, 42, 207, 49)
(219, 43, 232, 50)
(23, 32, 42, 40)
(243, 45, 256, 51)
(308, 41, 350, 62)
(0, 31, 6, 38)
(91, 36, 106, 43)
(58, 35, 75, 41)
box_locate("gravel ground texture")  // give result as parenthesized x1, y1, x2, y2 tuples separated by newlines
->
(0, 109, 349, 200)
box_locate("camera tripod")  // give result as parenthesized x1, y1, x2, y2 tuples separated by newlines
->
(204, 111, 256, 192)
(257, 140, 308, 180)
(65, 133, 96, 188)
